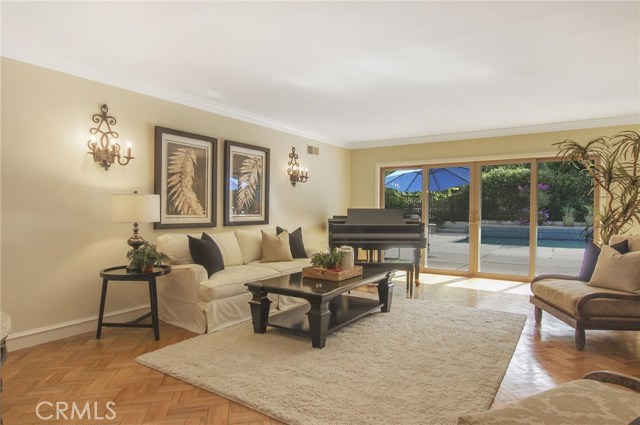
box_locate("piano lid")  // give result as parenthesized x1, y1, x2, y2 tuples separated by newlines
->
(346, 208, 404, 225)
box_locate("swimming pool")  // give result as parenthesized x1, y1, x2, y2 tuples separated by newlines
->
(456, 236, 586, 249)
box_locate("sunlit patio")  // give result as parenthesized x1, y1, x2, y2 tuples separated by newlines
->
(386, 230, 585, 277)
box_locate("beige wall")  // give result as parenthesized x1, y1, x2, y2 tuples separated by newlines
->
(1, 58, 350, 338)
(350, 125, 640, 238)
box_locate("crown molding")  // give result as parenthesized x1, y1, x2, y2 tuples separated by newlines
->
(3, 52, 637, 151)
(1, 51, 346, 147)
(347, 115, 640, 149)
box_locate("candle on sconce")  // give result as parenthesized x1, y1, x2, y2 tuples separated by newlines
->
(86, 104, 134, 170)
(286, 146, 309, 186)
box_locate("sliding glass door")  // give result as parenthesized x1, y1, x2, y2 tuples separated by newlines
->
(478, 162, 531, 277)
(534, 160, 594, 276)
(424, 165, 471, 272)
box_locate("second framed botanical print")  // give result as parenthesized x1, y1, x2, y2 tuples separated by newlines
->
(224, 140, 270, 226)
(154, 127, 217, 229)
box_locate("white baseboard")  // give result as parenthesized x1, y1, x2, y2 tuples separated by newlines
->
(6, 304, 150, 351)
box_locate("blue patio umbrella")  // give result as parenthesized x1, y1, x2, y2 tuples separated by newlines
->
(384, 167, 470, 193)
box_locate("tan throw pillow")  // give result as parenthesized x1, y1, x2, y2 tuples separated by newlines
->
(260, 230, 293, 263)
(588, 245, 640, 294)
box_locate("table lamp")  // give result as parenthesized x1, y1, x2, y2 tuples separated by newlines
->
(111, 191, 160, 250)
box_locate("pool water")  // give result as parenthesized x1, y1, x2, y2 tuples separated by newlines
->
(457, 237, 586, 249)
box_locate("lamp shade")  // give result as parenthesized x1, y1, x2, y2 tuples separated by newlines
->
(111, 194, 160, 223)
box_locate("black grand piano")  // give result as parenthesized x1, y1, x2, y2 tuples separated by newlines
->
(328, 208, 427, 287)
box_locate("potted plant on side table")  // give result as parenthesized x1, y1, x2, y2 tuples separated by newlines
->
(126, 242, 169, 273)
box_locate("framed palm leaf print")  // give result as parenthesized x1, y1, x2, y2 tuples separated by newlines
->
(154, 127, 217, 229)
(224, 140, 270, 226)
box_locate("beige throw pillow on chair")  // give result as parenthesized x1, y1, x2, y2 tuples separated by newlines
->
(588, 245, 640, 294)
(260, 230, 294, 263)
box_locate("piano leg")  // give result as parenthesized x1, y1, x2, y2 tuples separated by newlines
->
(413, 248, 421, 287)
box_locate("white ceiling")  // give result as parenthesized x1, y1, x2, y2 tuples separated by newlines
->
(2, 1, 639, 148)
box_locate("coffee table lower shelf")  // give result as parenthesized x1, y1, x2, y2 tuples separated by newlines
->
(268, 295, 382, 335)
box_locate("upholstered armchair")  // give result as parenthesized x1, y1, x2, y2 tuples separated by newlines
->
(529, 235, 640, 350)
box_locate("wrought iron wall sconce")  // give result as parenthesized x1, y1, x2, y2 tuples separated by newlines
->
(87, 104, 134, 170)
(287, 147, 309, 186)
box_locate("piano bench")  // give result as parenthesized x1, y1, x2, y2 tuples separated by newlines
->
(355, 261, 414, 297)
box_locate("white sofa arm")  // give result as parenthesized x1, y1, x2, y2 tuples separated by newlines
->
(156, 263, 208, 303)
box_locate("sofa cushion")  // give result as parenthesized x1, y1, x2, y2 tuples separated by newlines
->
(206, 232, 244, 266)
(277, 226, 308, 258)
(157, 233, 192, 265)
(235, 229, 276, 264)
(531, 278, 640, 317)
(261, 230, 293, 263)
(188, 234, 224, 277)
(250, 258, 312, 275)
(589, 246, 640, 294)
(235, 229, 262, 264)
(198, 265, 280, 302)
(578, 240, 628, 281)
(609, 234, 640, 252)
(457, 379, 640, 425)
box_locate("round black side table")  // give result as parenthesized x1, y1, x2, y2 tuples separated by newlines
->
(96, 265, 171, 341)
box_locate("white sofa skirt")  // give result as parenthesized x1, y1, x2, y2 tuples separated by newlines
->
(158, 283, 299, 334)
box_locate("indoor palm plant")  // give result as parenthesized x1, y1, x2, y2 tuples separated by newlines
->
(126, 242, 169, 272)
(554, 130, 640, 243)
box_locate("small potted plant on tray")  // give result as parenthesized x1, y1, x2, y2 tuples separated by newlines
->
(126, 242, 169, 273)
(310, 248, 344, 271)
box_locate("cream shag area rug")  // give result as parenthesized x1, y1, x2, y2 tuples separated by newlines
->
(137, 293, 526, 425)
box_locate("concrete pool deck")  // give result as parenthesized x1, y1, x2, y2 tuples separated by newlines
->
(387, 232, 584, 276)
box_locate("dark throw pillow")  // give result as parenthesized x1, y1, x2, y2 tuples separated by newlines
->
(578, 240, 628, 281)
(277, 226, 307, 258)
(188, 233, 224, 277)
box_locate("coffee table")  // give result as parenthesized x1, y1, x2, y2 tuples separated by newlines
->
(245, 268, 394, 348)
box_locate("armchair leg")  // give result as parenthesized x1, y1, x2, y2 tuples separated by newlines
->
(534, 306, 542, 323)
(575, 327, 586, 351)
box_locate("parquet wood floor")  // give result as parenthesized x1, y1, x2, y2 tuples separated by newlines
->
(2, 273, 639, 424)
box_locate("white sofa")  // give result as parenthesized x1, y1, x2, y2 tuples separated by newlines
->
(156, 229, 312, 333)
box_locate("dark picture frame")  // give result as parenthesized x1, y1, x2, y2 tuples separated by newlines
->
(154, 126, 217, 229)
(224, 140, 270, 226)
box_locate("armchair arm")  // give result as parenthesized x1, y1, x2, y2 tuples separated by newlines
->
(584, 370, 640, 392)
(156, 263, 208, 303)
(531, 274, 583, 283)
(576, 291, 640, 317)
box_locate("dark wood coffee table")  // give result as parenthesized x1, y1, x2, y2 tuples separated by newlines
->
(245, 268, 394, 348)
